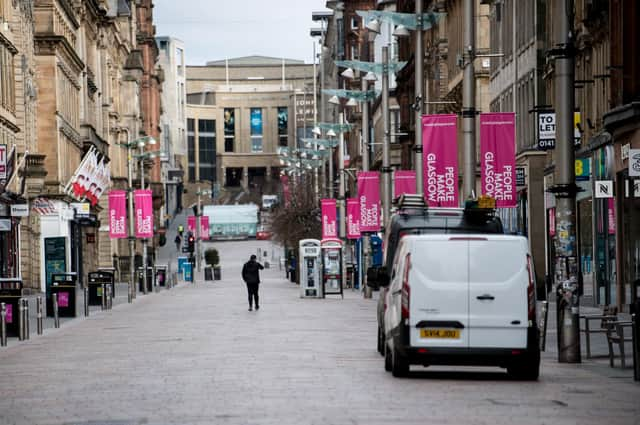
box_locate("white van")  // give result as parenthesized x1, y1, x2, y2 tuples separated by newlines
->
(382, 234, 540, 379)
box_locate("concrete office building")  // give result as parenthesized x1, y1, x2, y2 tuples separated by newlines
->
(157, 36, 187, 219)
(185, 56, 314, 201)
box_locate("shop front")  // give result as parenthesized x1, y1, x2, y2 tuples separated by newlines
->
(0, 202, 20, 279)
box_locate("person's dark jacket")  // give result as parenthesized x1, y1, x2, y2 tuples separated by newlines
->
(242, 259, 264, 284)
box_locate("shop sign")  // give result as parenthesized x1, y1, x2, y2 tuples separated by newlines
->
(575, 158, 590, 181)
(516, 167, 526, 187)
(0, 218, 11, 231)
(594, 180, 614, 198)
(629, 149, 640, 177)
(621, 144, 630, 161)
(71, 202, 90, 217)
(10, 204, 29, 217)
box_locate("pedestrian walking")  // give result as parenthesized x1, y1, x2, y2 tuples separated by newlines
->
(242, 254, 264, 311)
(177, 224, 184, 237)
(174, 234, 181, 251)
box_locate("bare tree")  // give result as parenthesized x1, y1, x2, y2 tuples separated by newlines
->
(270, 177, 321, 251)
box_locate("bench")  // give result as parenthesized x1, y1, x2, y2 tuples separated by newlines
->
(606, 321, 633, 368)
(580, 305, 618, 359)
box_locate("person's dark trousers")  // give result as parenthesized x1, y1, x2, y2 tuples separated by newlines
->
(246, 283, 259, 309)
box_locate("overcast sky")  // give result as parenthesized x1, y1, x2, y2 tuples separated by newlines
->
(154, 0, 330, 66)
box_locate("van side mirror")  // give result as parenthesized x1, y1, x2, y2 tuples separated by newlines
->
(366, 267, 380, 290)
(378, 266, 390, 288)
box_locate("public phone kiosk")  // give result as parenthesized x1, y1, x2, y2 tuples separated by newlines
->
(299, 239, 322, 298)
(321, 238, 344, 299)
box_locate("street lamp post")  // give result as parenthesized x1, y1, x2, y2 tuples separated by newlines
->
(381, 46, 391, 228)
(195, 187, 212, 275)
(338, 113, 346, 239)
(414, 0, 425, 197)
(125, 133, 136, 302)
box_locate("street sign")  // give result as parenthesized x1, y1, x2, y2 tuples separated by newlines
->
(0, 219, 11, 232)
(10, 204, 29, 217)
(594, 180, 614, 198)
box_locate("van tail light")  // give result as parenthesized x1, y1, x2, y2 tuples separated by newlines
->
(526, 254, 536, 322)
(401, 253, 411, 319)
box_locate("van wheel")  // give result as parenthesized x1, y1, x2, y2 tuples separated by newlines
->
(391, 345, 409, 377)
(507, 360, 540, 381)
(377, 327, 384, 356)
(384, 344, 392, 372)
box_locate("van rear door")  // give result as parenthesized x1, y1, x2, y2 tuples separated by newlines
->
(467, 236, 529, 349)
(410, 236, 469, 348)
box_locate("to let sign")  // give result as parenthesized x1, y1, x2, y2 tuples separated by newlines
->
(537, 113, 555, 150)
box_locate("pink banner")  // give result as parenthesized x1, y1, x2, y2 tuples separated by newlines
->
(321, 199, 337, 239)
(201, 216, 210, 240)
(5, 304, 12, 324)
(549, 208, 556, 237)
(357, 171, 381, 232)
(280, 175, 290, 207)
(394, 170, 416, 199)
(187, 216, 196, 234)
(346, 198, 361, 239)
(422, 114, 459, 207)
(480, 112, 516, 207)
(134, 189, 153, 238)
(58, 292, 69, 308)
(608, 198, 616, 235)
(108, 190, 127, 239)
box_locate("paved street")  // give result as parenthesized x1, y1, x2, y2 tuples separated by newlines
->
(0, 238, 638, 425)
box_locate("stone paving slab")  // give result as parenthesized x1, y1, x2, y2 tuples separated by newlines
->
(0, 240, 638, 425)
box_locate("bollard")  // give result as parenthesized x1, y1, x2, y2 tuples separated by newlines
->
(53, 293, 60, 328)
(101, 284, 106, 310)
(633, 314, 639, 382)
(128, 281, 132, 303)
(84, 287, 89, 317)
(539, 301, 549, 352)
(23, 299, 30, 340)
(106, 284, 112, 310)
(1, 303, 6, 347)
(36, 297, 43, 335)
(18, 298, 25, 341)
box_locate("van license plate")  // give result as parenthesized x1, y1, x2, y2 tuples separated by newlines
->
(420, 329, 460, 339)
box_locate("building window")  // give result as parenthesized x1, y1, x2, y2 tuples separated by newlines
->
(351, 17, 359, 30)
(250, 108, 263, 152)
(0, 44, 16, 113)
(277, 107, 288, 147)
(176, 47, 184, 76)
(187, 118, 195, 181)
(224, 108, 235, 152)
(351, 43, 359, 61)
(198, 119, 216, 181)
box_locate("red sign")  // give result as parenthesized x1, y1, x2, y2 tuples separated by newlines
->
(357, 171, 381, 232)
(346, 198, 361, 239)
(480, 113, 517, 207)
(134, 190, 153, 238)
(108, 190, 127, 239)
(321, 199, 337, 239)
(422, 114, 459, 207)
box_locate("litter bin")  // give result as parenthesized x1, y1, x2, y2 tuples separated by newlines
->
(183, 262, 193, 282)
(155, 264, 168, 287)
(0, 278, 23, 336)
(213, 266, 221, 280)
(87, 271, 115, 306)
(48, 273, 77, 317)
(204, 267, 213, 281)
(137, 267, 153, 293)
(178, 257, 189, 276)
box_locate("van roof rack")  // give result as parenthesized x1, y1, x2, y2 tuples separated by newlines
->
(394, 194, 428, 210)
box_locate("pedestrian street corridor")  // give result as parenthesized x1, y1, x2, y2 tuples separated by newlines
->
(0, 240, 638, 425)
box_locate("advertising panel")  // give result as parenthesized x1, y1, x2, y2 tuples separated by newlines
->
(357, 171, 381, 232)
(393, 170, 416, 199)
(134, 190, 153, 238)
(108, 191, 127, 238)
(346, 198, 361, 240)
(321, 199, 337, 239)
